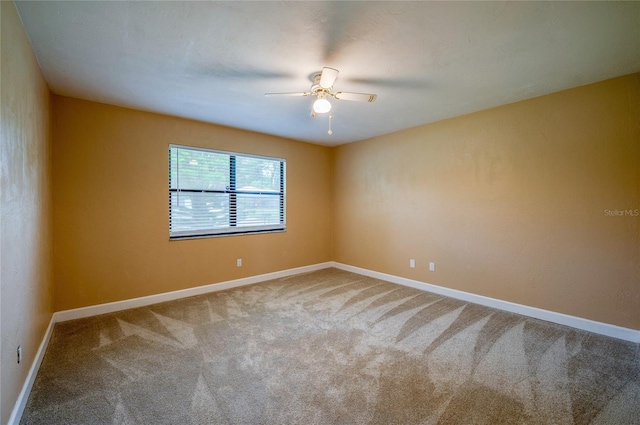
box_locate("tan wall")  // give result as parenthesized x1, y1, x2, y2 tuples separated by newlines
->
(0, 2, 53, 422)
(52, 96, 332, 311)
(333, 73, 640, 330)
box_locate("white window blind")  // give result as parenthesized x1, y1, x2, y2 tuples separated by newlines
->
(169, 145, 286, 239)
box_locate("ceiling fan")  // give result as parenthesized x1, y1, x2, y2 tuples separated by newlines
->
(265, 67, 377, 118)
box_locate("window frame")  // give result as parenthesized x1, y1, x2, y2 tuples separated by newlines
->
(169, 144, 286, 240)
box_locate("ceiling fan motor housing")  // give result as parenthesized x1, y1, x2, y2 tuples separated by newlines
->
(310, 73, 330, 94)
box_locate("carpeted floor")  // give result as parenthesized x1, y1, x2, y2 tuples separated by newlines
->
(21, 268, 640, 424)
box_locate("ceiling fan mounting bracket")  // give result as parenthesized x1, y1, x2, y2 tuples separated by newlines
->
(308, 72, 323, 83)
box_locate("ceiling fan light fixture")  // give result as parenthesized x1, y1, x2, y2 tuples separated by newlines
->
(312, 93, 332, 114)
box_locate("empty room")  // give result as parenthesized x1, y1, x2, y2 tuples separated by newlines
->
(1, 1, 639, 424)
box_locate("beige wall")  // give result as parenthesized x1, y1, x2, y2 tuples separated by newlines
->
(52, 96, 332, 311)
(333, 73, 640, 330)
(0, 2, 54, 422)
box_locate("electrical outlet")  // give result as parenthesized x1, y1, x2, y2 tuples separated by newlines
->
(409, 259, 415, 268)
(236, 258, 242, 267)
(429, 262, 436, 272)
(17, 345, 22, 364)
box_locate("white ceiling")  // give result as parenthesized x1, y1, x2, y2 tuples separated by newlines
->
(15, 1, 640, 146)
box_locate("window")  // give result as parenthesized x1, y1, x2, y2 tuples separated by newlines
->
(169, 145, 285, 239)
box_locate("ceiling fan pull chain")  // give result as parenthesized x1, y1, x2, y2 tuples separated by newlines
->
(328, 115, 333, 135)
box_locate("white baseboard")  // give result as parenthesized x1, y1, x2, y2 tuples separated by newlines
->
(8, 316, 56, 425)
(331, 262, 640, 343)
(54, 262, 333, 323)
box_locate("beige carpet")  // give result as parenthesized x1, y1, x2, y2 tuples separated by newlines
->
(21, 268, 640, 424)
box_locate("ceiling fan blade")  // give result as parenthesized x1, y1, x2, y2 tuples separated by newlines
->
(265, 92, 311, 97)
(319, 67, 339, 89)
(333, 92, 377, 103)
